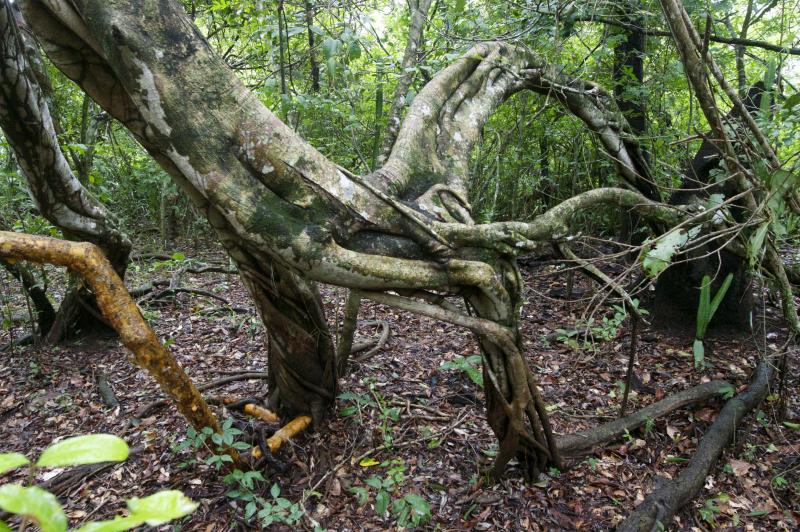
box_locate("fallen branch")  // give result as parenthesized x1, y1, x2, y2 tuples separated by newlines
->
(557, 380, 731, 455)
(618, 360, 773, 531)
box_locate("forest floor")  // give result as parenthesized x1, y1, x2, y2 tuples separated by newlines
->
(1, 238, 799, 531)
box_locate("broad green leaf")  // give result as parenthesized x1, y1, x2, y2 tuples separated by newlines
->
(404, 493, 430, 518)
(455, 0, 466, 12)
(349, 487, 369, 506)
(37, 434, 128, 468)
(642, 230, 690, 277)
(170, 252, 186, 261)
(693, 339, 705, 369)
(126, 490, 198, 526)
(0, 485, 67, 532)
(783, 421, 800, 430)
(0, 453, 29, 475)
(359, 457, 380, 467)
(374, 490, 389, 517)
(767, 169, 798, 212)
(74, 516, 142, 532)
(321, 37, 340, 59)
(0, 520, 10, 532)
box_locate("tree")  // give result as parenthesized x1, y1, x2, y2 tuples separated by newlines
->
(8, 1, 797, 502)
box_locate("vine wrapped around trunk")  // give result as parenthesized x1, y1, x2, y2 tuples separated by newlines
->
(15, 0, 702, 479)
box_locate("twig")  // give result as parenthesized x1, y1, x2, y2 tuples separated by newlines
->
(135, 372, 270, 418)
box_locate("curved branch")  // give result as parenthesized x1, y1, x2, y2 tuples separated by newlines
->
(378, 41, 658, 208)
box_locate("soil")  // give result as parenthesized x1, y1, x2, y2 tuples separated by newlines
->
(1, 239, 798, 531)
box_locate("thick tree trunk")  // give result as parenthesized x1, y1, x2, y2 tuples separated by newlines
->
(653, 85, 765, 329)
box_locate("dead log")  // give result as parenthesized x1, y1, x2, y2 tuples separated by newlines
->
(557, 380, 731, 455)
(618, 359, 773, 531)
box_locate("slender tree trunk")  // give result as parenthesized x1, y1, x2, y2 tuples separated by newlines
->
(304, 0, 319, 93)
(377, 0, 433, 164)
(277, 0, 288, 96)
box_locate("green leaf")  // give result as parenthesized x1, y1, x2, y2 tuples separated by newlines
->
(455, 0, 466, 12)
(270, 483, 281, 498)
(707, 274, 734, 323)
(74, 516, 142, 532)
(170, 252, 186, 261)
(0, 485, 67, 532)
(782, 421, 800, 430)
(0, 520, 10, 532)
(126, 490, 198, 526)
(748, 224, 769, 268)
(349, 487, 370, 506)
(374, 490, 390, 517)
(693, 339, 705, 369)
(37, 434, 128, 468)
(642, 230, 690, 277)
(403, 493, 430, 519)
(0, 453, 29, 476)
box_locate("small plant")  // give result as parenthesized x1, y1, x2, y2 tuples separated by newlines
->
(693, 273, 733, 369)
(698, 493, 728, 527)
(174, 423, 315, 529)
(440, 354, 483, 388)
(0, 434, 197, 531)
(349, 460, 430, 528)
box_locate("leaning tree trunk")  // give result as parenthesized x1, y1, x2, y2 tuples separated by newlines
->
(0, 3, 131, 342)
(17, 0, 686, 478)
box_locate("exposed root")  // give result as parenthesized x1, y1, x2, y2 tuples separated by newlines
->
(557, 380, 731, 456)
(251, 415, 312, 458)
(351, 320, 390, 363)
(242, 403, 280, 423)
(617, 360, 773, 532)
